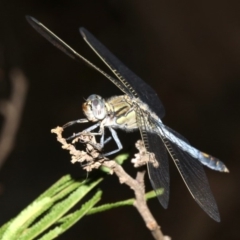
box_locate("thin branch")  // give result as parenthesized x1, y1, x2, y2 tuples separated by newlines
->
(51, 127, 171, 240)
(0, 68, 28, 168)
(102, 161, 170, 240)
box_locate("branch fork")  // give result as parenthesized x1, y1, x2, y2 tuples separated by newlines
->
(51, 126, 170, 240)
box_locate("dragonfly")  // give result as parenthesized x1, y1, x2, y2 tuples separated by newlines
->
(26, 16, 229, 222)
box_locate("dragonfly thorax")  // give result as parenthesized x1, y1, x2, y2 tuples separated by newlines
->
(82, 94, 107, 122)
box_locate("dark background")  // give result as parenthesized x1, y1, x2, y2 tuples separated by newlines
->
(0, 0, 239, 239)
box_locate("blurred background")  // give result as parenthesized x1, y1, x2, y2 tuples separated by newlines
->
(0, 0, 239, 239)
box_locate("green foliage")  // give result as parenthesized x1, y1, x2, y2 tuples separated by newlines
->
(0, 162, 163, 240)
(87, 190, 161, 215)
(0, 176, 102, 240)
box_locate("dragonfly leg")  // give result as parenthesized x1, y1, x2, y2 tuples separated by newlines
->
(102, 127, 123, 157)
(63, 118, 89, 128)
(66, 122, 101, 141)
(99, 126, 106, 148)
(64, 121, 111, 151)
(83, 125, 107, 151)
(84, 122, 101, 132)
(104, 136, 112, 144)
(86, 124, 106, 149)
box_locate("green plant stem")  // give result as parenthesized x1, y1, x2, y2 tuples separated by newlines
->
(87, 190, 160, 215)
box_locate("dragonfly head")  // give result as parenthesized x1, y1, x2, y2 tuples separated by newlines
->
(82, 94, 107, 122)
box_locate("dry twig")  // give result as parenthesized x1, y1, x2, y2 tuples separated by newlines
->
(51, 126, 171, 240)
(0, 68, 28, 168)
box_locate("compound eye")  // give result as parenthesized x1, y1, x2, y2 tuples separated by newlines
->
(92, 98, 100, 107)
(87, 95, 106, 120)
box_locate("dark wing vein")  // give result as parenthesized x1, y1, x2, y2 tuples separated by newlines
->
(26, 16, 130, 95)
(163, 125, 228, 172)
(80, 28, 165, 119)
(137, 110, 169, 208)
(156, 122, 220, 222)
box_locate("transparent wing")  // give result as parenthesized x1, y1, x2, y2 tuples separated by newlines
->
(137, 110, 169, 208)
(146, 132, 170, 209)
(154, 121, 220, 221)
(164, 125, 228, 172)
(80, 28, 165, 119)
(26, 16, 131, 96)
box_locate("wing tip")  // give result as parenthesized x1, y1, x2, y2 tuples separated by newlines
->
(210, 212, 221, 222)
(25, 15, 32, 21)
(154, 188, 169, 209)
(79, 27, 87, 39)
(195, 197, 221, 222)
(25, 15, 38, 25)
(161, 201, 169, 209)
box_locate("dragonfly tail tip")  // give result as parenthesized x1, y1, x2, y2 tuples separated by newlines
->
(224, 167, 230, 173)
